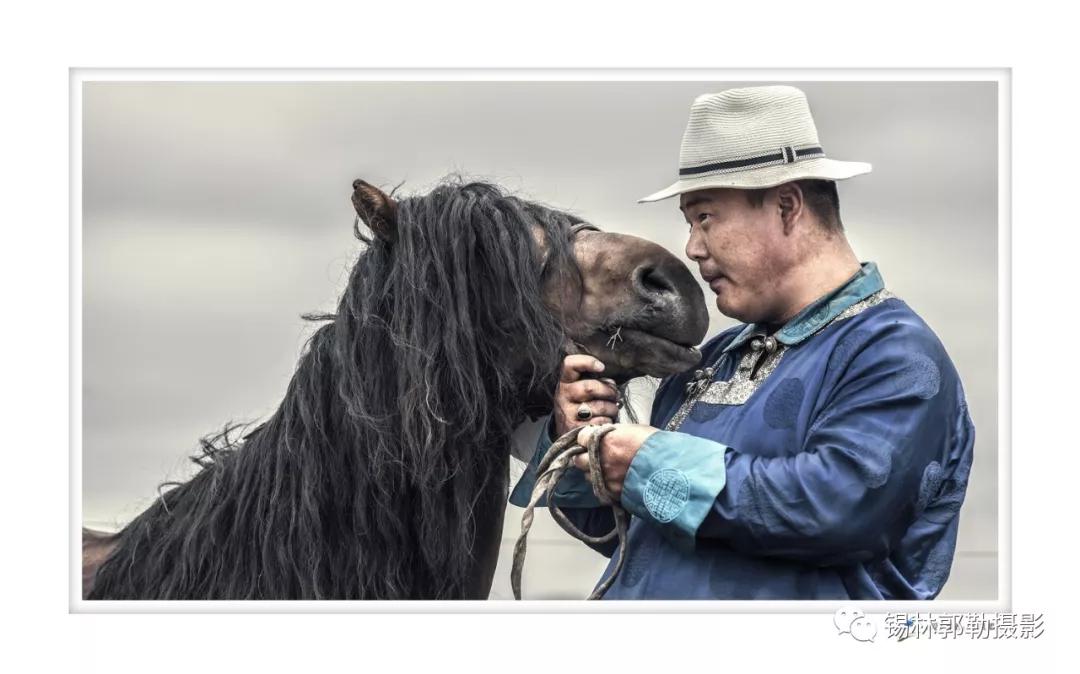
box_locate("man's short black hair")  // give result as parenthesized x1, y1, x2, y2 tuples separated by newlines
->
(745, 179, 844, 233)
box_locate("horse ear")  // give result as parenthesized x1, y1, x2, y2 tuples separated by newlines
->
(351, 179, 398, 242)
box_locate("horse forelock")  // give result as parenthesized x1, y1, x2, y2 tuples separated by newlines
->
(88, 178, 584, 600)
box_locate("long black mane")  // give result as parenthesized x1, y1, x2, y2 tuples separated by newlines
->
(88, 179, 587, 599)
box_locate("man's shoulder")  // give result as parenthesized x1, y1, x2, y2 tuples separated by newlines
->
(839, 294, 941, 344)
(824, 294, 959, 379)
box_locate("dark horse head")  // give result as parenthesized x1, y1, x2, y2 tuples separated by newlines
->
(84, 178, 708, 600)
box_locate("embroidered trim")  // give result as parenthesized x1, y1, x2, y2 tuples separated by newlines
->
(699, 347, 788, 406)
(664, 289, 899, 431)
(833, 289, 896, 322)
(665, 346, 788, 431)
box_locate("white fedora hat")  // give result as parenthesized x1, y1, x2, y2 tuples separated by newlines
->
(639, 85, 871, 203)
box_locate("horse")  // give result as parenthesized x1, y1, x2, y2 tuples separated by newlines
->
(83, 177, 708, 600)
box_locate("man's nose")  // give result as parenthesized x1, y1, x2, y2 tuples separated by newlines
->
(685, 227, 707, 261)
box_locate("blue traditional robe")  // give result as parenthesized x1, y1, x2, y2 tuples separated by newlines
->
(509, 263, 975, 599)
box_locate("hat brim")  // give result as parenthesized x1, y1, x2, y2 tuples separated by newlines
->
(637, 158, 872, 203)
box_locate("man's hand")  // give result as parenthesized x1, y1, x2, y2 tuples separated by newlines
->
(552, 355, 621, 437)
(572, 424, 659, 501)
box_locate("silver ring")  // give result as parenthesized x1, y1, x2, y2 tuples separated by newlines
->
(576, 402, 593, 421)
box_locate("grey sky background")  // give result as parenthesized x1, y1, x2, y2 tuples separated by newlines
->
(81, 80, 998, 599)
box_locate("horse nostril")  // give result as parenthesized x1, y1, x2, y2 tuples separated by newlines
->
(635, 264, 677, 299)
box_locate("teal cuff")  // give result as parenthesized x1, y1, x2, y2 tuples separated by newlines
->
(508, 416, 603, 509)
(621, 431, 729, 551)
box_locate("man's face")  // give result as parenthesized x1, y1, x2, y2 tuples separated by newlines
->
(680, 187, 794, 324)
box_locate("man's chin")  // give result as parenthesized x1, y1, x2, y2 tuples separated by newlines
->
(714, 296, 747, 323)
(717, 299, 777, 326)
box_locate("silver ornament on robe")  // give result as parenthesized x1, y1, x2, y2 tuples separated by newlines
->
(685, 367, 716, 397)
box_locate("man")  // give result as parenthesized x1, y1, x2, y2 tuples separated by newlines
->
(509, 85, 975, 599)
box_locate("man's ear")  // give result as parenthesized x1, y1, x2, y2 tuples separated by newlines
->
(776, 182, 805, 234)
(351, 179, 398, 242)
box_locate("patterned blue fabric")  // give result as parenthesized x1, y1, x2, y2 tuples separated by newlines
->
(509, 263, 976, 599)
(620, 431, 727, 551)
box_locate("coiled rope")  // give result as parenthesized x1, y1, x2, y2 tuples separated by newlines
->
(511, 424, 629, 600)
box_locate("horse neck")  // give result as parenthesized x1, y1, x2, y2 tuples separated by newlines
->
(92, 317, 519, 600)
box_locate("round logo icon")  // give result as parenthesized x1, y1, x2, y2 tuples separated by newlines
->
(643, 469, 690, 523)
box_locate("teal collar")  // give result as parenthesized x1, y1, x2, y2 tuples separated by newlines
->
(722, 262, 885, 354)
